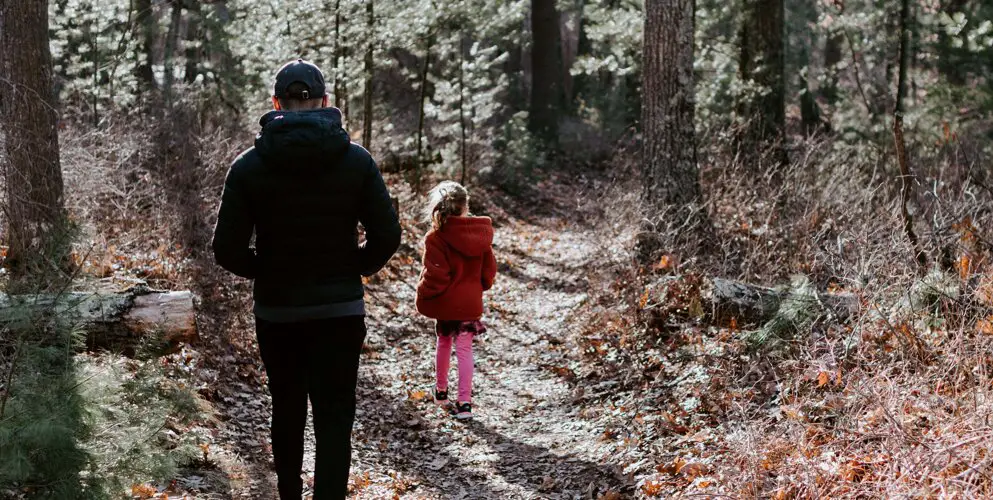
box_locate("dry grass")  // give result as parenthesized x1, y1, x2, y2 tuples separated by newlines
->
(574, 128, 993, 498)
(59, 103, 242, 290)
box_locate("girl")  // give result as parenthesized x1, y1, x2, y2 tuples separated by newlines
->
(416, 181, 497, 420)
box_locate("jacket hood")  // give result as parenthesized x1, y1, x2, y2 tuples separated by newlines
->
(255, 107, 350, 167)
(438, 216, 493, 257)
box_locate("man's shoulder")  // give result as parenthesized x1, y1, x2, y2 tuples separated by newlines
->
(341, 142, 376, 169)
(225, 147, 266, 185)
(231, 147, 265, 172)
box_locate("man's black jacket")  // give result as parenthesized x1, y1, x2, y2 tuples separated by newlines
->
(212, 107, 401, 314)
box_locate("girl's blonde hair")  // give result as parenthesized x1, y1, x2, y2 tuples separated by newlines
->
(425, 181, 469, 231)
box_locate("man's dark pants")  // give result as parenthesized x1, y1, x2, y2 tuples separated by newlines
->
(255, 315, 367, 499)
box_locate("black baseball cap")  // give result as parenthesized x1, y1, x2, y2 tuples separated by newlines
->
(273, 59, 327, 100)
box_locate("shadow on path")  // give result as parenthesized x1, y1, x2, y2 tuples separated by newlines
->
(356, 381, 627, 499)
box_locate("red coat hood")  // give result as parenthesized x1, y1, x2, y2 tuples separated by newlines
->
(438, 216, 493, 257)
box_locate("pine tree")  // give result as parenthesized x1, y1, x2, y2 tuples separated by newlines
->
(639, 0, 708, 262)
(0, 0, 71, 291)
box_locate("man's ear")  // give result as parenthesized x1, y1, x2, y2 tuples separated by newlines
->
(322, 94, 329, 108)
(272, 96, 281, 110)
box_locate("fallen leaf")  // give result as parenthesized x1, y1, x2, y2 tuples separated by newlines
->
(657, 456, 687, 475)
(131, 484, 157, 499)
(641, 480, 666, 496)
(428, 456, 449, 471)
(653, 254, 674, 271)
(680, 462, 710, 479)
(538, 476, 556, 492)
(977, 317, 993, 335)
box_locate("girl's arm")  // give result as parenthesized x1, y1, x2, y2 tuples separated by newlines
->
(417, 235, 452, 299)
(481, 249, 497, 291)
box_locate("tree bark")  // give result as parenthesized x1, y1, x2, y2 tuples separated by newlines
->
(893, 0, 927, 271)
(0, 0, 70, 292)
(134, 0, 157, 92)
(738, 0, 787, 167)
(573, 0, 592, 104)
(205, 0, 242, 116)
(333, 0, 343, 108)
(183, 1, 202, 84)
(162, 0, 183, 105)
(362, 0, 374, 149)
(560, 6, 580, 108)
(459, 35, 468, 185)
(529, 0, 564, 143)
(797, 0, 825, 135)
(0, 288, 197, 354)
(639, 0, 707, 263)
(822, 32, 843, 105)
(415, 35, 434, 192)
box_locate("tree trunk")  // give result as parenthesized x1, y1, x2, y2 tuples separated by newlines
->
(162, 0, 183, 105)
(459, 35, 468, 185)
(205, 0, 242, 116)
(362, 0, 374, 148)
(90, 15, 101, 126)
(738, 0, 787, 167)
(798, 0, 825, 135)
(573, 0, 592, 103)
(415, 35, 434, 192)
(183, 1, 201, 84)
(0, 288, 197, 354)
(333, 0, 343, 108)
(529, 0, 563, 143)
(822, 32, 843, 105)
(134, 0, 156, 93)
(0, 0, 70, 292)
(893, 0, 927, 271)
(639, 0, 707, 263)
(560, 6, 580, 108)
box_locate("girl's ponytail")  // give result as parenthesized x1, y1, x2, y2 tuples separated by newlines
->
(425, 181, 469, 231)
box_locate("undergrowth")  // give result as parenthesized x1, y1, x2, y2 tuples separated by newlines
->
(573, 126, 993, 497)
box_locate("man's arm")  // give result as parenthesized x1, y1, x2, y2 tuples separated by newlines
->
(357, 156, 402, 276)
(211, 160, 257, 279)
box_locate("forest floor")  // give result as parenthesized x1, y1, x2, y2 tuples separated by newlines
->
(192, 171, 639, 499)
(50, 132, 993, 499)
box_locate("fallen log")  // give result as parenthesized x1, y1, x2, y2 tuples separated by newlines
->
(707, 277, 859, 325)
(646, 275, 860, 327)
(0, 285, 197, 354)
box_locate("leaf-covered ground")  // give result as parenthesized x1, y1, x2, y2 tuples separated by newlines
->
(191, 173, 637, 499)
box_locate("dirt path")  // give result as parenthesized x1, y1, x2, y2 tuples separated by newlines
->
(347, 199, 627, 499)
(202, 176, 631, 499)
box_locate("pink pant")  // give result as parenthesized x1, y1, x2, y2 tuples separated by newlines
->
(436, 334, 474, 403)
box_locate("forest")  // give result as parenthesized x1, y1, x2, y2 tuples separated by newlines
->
(1, 0, 992, 497)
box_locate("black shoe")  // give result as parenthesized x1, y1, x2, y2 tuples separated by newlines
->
(434, 388, 450, 407)
(453, 402, 473, 420)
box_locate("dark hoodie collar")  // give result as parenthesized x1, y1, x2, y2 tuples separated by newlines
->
(254, 107, 351, 168)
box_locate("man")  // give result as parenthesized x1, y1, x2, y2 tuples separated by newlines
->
(212, 59, 401, 499)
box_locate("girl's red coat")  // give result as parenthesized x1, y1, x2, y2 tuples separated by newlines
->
(416, 216, 497, 320)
